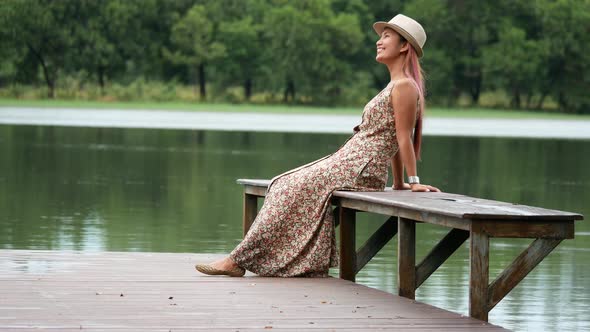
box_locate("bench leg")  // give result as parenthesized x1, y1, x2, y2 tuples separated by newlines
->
(469, 228, 490, 322)
(398, 217, 416, 299)
(243, 193, 258, 237)
(339, 207, 356, 282)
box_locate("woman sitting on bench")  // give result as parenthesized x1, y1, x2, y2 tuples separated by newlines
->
(196, 14, 440, 278)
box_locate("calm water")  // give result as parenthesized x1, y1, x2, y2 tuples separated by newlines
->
(0, 125, 588, 331)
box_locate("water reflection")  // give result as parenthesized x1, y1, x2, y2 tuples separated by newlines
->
(0, 125, 588, 331)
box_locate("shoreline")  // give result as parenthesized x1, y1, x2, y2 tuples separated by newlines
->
(1, 106, 590, 139)
(2, 99, 589, 120)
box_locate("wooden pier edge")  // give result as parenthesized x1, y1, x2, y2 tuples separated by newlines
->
(0, 250, 509, 331)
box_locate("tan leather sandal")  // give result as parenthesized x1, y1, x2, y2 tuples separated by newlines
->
(195, 264, 246, 277)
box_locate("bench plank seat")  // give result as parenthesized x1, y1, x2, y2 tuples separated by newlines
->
(237, 178, 582, 221)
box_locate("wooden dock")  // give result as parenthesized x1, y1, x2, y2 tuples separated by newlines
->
(0, 250, 507, 331)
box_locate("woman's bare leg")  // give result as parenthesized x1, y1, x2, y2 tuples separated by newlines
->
(207, 256, 239, 270)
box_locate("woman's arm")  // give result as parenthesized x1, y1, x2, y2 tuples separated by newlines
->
(391, 152, 410, 190)
(391, 80, 440, 192)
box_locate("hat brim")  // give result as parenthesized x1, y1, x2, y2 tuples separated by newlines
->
(373, 22, 424, 58)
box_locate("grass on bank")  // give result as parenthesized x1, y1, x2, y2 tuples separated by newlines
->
(1, 98, 589, 120)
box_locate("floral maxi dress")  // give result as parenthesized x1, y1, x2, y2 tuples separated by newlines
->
(230, 82, 403, 277)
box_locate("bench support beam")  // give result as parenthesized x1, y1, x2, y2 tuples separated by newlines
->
(487, 238, 562, 311)
(416, 228, 470, 288)
(356, 216, 398, 274)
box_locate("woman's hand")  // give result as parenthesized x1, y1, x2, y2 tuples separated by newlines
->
(410, 183, 441, 192)
(393, 183, 411, 190)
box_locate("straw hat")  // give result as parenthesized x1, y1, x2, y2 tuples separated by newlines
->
(373, 14, 426, 57)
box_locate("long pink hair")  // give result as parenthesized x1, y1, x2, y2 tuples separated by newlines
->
(400, 36, 425, 161)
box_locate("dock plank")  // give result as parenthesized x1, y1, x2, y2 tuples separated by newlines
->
(0, 250, 506, 331)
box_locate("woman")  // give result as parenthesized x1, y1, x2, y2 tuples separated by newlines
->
(196, 14, 440, 278)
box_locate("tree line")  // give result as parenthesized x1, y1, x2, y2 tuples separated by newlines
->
(0, 0, 588, 113)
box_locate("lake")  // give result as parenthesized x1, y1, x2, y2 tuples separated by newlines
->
(0, 125, 588, 331)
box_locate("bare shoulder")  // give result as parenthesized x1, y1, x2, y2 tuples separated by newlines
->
(390, 78, 419, 112)
(390, 78, 418, 101)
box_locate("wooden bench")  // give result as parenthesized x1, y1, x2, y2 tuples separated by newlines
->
(237, 179, 583, 322)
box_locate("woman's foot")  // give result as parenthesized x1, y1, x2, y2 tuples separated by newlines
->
(195, 256, 245, 277)
(208, 256, 239, 271)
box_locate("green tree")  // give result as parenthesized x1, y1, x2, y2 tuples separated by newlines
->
(1, 0, 75, 97)
(0, 3, 19, 87)
(213, 0, 269, 101)
(217, 17, 262, 100)
(537, 0, 590, 113)
(66, 0, 125, 93)
(68, 0, 188, 92)
(403, 0, 454, 105)
(445, 1, 498, 105)
(164, 4, 225, 99)
(261, 0, 363, 103)
(482, 21, 548, 109)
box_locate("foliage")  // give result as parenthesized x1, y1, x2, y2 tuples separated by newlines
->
(0, 0, 589, 113)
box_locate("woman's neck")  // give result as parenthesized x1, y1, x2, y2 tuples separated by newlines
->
(386, 55, 406, 82)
